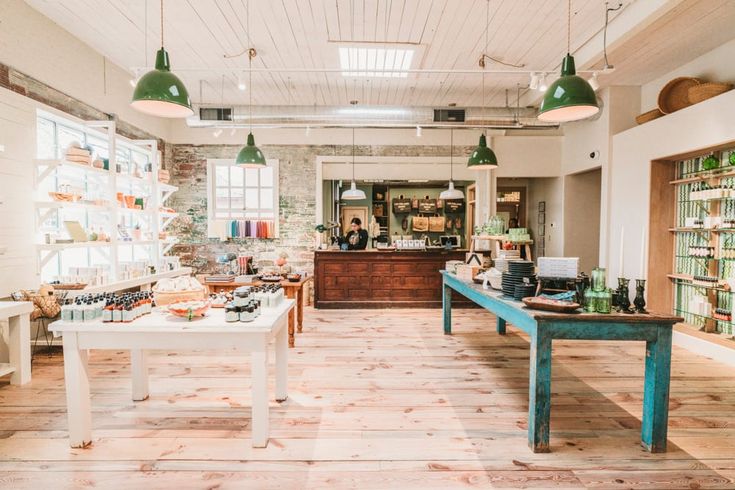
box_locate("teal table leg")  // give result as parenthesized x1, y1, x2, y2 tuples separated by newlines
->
(443, 282, 452, 335)
(528, 328, 552, 453)
(497, 317, 506, 335)
(641, 325, 672, 452)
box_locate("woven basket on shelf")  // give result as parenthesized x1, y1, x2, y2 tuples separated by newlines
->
(635, 108, 663, 125)
(688, 82, 733, 104)
(657, 77, 702, 114)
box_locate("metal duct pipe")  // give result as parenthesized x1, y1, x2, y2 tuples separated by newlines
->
(187, 105, 558, 130)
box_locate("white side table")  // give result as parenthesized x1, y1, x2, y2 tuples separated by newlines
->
(0, 301, 33, 385)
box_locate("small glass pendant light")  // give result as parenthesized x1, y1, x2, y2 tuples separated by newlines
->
(537, 0, 599, 122)
(342, 128, 366, 200)
(131, 0, 193, 118)
(236, 1, 266, 168)
(440, 129, 465, 200)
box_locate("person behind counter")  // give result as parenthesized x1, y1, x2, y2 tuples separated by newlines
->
(345, 217, 369, 250)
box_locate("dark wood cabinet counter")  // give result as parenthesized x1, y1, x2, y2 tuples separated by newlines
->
(314, 249, 471, 308)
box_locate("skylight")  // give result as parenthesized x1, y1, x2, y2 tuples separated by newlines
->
(338, 46, 414, 78)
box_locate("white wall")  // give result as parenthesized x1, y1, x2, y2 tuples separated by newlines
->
(608, 90, 735, 287)
(641, 37, 735, 113)
(0, 0, 170, 140)
(527, 178, 564, 257)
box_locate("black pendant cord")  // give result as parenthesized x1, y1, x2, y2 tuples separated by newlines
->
(449, 129, 454, 182)
(160, 0, 164, 48)
(483, 0, 488, 136)
(248, 0, 252, 136)
(352, 127, 356, 181)
(567, 0, 571, 54)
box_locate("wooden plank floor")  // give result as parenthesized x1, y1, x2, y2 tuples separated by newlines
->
(2, 308, 735, 489)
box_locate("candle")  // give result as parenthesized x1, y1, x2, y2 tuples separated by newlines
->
(640, 224, 647, 280)
(619, 226, 625, 277)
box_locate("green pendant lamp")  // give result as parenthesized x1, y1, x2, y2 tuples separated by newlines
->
(468, 0, 498, 170)
(236, 2, 266, 168)
(131, 0, 193, 118)
(538, 0, 599, 123)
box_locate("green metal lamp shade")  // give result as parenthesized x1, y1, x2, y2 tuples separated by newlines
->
(131, 48, 193, 118)
(538, 54, 599, 123)
(236, 133, 267, 167)
(467, 134, 498, 169)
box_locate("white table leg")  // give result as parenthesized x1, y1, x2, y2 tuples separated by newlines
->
(275, 320, 288, 402)
(251, 338, 269, 448)
(130, 349, 150, 401)
(8, 313, 31, 385)
(62, 333, 92, 448)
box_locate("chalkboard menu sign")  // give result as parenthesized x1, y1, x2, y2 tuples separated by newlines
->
(392, 198, 412, 214)
(444, 199, 465, 213)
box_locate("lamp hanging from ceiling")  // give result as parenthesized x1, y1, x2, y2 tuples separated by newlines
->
(131, 0, 193, 118)
(538, 0, 599, 122)
(236, 0, 266, 168)
(341, 128, 366, 201)
(441, 129, 465, 200)
(468, 0, 498, 170)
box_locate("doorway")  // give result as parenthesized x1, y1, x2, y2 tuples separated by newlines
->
(563, 169, 602, 274)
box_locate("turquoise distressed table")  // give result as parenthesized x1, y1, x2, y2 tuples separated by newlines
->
(442, 271, 682, 453)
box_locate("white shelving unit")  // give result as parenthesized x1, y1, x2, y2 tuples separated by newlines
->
(33, 117, 185, 294)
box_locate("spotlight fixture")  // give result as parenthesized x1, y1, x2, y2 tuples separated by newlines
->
(538, 74, 548, 92)
(529, 72, 539, 90)
(416, 125, 422, 137)
(588, 72, 600, 92)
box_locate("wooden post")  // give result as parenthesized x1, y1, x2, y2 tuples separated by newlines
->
(296, 286, 304, 333)
(528, 326, 552, 453)
(443, 281, 452, 335)
(250, 339, 269, 448)
(62, 333, 92, 448)
(130, 349, 150, 401)
(641, 325, 672, 452)
(8, 313, 30, 385)
(275, 320, 288, 402)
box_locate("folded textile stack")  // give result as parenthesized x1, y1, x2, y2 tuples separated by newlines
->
(65, 143, 92, 166)
(228, 219, 275, 239)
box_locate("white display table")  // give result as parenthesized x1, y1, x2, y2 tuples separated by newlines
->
(49, 299, 294, 448)
(0, 301, 33, 385)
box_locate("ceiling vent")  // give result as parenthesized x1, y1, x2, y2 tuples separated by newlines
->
(199, 107, 233, 121)
(434, 109, 465, 122)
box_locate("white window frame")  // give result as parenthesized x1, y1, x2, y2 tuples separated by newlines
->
(206, 158, 280, 238)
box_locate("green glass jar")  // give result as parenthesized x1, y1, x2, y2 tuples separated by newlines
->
(597, 289, 612, 314)
(729, 152, 735, 166)
(591, 267, 607, 292)
(584, 288, 597, 313)
(702, 155, 719, 171)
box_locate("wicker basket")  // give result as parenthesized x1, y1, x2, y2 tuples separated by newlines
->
(152, 288, 206, 306)
(635, 108, 663, 125)
(657, 77, 702, 114)
(688, 82, 733, 104)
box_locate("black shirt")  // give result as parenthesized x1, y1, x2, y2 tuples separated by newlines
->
(345, 229, 369, 250)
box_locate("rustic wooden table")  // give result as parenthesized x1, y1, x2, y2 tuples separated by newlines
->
(49, 300, 294, 449)
(205, 276, 313, 347)
(0, 301, 33, 386)
(442, 271, 682, 454)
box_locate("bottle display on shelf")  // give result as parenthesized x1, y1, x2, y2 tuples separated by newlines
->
(673, 150, 735, 336)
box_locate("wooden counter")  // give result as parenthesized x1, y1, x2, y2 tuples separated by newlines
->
(314, 249, 470, 309)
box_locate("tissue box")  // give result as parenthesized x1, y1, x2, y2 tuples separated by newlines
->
(456, 265, 482, 281)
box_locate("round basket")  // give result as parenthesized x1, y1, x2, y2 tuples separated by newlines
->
(635, 108, 663, 125)
(688, 82, 733, 104)
(657, 77, 702, 114)
(152, 288, 206, 307)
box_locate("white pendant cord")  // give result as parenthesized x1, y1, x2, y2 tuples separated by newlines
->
(160, 0, 164, 48)
(352, 127, 356, 182)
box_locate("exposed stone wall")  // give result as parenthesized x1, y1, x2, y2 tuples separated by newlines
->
(167, 143, 471, 276)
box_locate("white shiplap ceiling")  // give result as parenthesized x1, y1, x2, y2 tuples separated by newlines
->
(22, 0, 735, 108)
